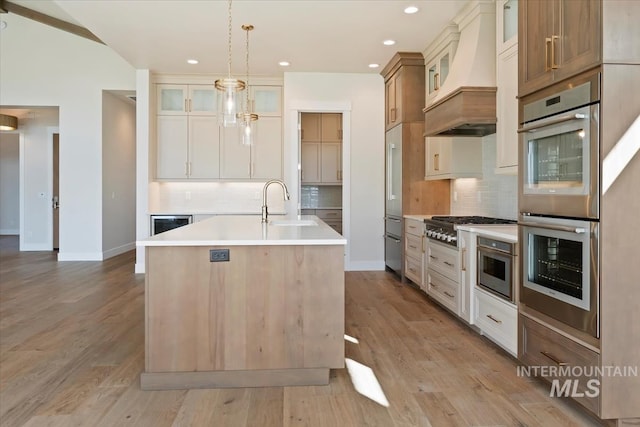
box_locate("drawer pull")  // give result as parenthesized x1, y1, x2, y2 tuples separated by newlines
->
(409, 245, 417, 250)
(444, 261, 454, 267)
(429, 255, 438, 260)
(409, 225, 416, 229)
(429, 282, 438, 288)
(541, 351, 568, 366)
(444, 291, 454, 299)
(409, 268, 417, 273)
(486, 314, 502, 324)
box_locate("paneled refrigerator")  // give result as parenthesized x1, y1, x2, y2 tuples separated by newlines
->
(384, 125, 403, 273)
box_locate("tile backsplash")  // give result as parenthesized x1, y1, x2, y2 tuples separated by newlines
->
(301, 185, 342, 208)
(450, 134, 518, 220)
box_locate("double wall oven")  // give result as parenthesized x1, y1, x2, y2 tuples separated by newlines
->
(518, 73, 600, 338)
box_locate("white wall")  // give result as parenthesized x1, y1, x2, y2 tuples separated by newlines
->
(284, 73, 385, 270)
(450, 134, 518, 220)
(102, 92, 136, 257)
(0, 13, 135, 259)
(0, 133, 20, 234)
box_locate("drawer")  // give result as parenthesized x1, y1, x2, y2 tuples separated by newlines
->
(404, 254, 422, 286)
(474, 288, 517, 355)
(404, 218, 424, 237)
(426, 269, 458, 314)
(405, 233, 423, 260)
(519, 314, 600, 415)
(427, 240, 459, 282)
(324, 220, 342, 234)
(316, 209, 342, 220)
(301, 209, 316, 215)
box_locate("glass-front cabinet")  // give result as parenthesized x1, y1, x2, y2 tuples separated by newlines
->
(157, 84, 216, 116)
(498, 0, 518, 54)
(423, 24, 459, 105)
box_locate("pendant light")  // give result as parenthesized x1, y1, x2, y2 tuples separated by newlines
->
(238, 24, 258, 146)
(0, 114, 18, 131)
(215, 0, 245, 127)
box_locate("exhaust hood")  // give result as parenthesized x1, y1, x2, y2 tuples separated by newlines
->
(423, 1, 497, 137)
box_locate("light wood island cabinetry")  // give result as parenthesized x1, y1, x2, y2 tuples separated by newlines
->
(139, 216, 346, 390)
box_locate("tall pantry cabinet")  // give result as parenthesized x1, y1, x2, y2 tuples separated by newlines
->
(517, 0, 640, 423)
(381, 52, 450, 277)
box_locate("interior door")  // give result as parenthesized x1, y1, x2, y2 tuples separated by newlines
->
(53, 133, 59, 250)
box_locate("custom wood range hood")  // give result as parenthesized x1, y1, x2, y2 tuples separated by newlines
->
(423, 1, 497, 137)
(423, 86, 496, 136)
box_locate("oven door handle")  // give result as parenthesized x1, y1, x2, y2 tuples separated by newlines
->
(517, 113, 586, 133)
(519, 219, 586, 234)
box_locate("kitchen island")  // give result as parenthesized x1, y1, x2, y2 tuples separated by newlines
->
(137, 215, 346, 390)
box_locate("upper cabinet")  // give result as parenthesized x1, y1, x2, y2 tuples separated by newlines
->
(250, 85, 282, 116)
(425, 136, 482, 180)
(519, 0, 601, 97)
(300, 113, 343, 185)
(157, 84, 217, 116)
(381, 52, 426, 130)
(423, 24, 460, 106)
(496, 0, 519, 174)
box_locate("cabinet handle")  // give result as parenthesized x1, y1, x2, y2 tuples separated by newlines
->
(461, 248, 466, 271)
(339, 129, 343, 140)
(486, 314, 502, 324)
(434, 153, 440, 171)
(409, 267, 417, 273)
(541, 351, 568, 366)
(185, 99, 188, 112)
(545, 37, 552, 71)
(421, 234, 425, 253)
(429, 282, 438, 288)
(444, 291, 454, 299)
(550, 35, 559, 70)
(434, 73, 440, 91)
(409, 245, 417, 250)
(390, 108, 396, 123)
(444, 261, 454, 267)
(429, 255, 438, 260)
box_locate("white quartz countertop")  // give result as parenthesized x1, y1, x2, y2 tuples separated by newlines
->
(456, 224, 518, 243)
(138, 215, 346, 247)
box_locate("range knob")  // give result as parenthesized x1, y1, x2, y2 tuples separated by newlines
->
(449, 235, 458, 243)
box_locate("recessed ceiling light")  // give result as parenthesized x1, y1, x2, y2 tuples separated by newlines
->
(368, 63, 379, 69)
(279, 61, 290, 67)
(187, 59, 199, 65)
(404, 6, 419, 14)
(383, 40, 396, 46)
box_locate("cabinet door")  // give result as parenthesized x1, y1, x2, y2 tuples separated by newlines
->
(496, 46, 519, 172)
(518, 0, 556, 96)
(188, 85, 216, 116)
(157, 84, 187, 115)
(157, 115, 188, 179)
(498, 0, 518, 54)
(251, 86, 282, 116)
(555, 0, 601, 82)
(301, 113, 321, 142)
(425, 137, 441, 177)
(251, 116, 282, 179)
(301, 142, 321, 183)
(393, 72, 403, 125)
(219, 127, 251, 179)
(188, 116, 220, 179)
(385, 77, 397, 129)
(321, 113, 342, 142)
(321, 143, 341, 184)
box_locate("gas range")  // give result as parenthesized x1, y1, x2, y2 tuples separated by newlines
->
(424, 216, 517, 247)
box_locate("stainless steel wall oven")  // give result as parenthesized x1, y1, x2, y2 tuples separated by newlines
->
(519, 214, 599, 338)
(518, 73, 600, 219)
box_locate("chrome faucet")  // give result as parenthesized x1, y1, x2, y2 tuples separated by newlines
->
(262, 179, 290, 223)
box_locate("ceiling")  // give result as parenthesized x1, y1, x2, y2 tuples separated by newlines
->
(6, 0, 467, 77)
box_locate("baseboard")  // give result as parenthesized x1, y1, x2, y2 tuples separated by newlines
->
(346, 260, 386, 271)
(135, 262, 146, 274)
(0, 229, 19, 235)
(102, 242, 135, 260)
(57, 252, 103, 261)
(20, 243, 51, 251)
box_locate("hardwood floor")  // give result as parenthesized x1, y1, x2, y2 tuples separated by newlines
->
(0, 235, 602, 426)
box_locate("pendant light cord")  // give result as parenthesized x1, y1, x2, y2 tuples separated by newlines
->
(227, 0, 233, 78)
(245, 25, 250, 106)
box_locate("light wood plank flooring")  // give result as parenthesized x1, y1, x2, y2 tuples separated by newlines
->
(0, 236, 603, 426)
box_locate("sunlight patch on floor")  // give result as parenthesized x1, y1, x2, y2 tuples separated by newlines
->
(344, 334, 359, 344)
(345, 358, 390, 407)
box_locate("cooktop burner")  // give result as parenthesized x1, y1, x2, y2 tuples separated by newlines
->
(424, 216, 516, 246)
(430, 216, 517, 225)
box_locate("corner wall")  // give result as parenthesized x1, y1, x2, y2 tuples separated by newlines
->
(0, 13, 135, 260)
